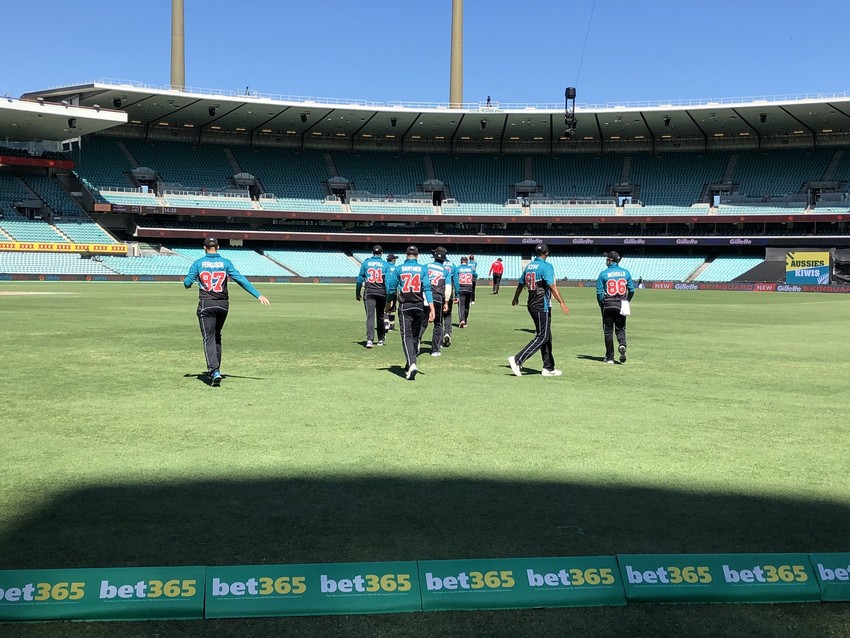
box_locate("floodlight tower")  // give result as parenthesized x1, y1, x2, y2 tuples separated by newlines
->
(171, 0, 185, 91)
(449, 0, 463, 108)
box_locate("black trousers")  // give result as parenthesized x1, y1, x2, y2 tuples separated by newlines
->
(197, 299, 229, 374)
(515, 309, 554, 371)
(492, 274, 502, 294)
(602, 306, 627, 360)
(399, 304, 427, 368)
(458, 291, 473, 324)
(443, 297, 454, 337)
(418, 295, 444, 352)
(471, 279, 477, 302)
(364, 294, 387, 342)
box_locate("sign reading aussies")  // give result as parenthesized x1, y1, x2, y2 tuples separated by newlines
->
(205, 561, 420, 618)
(419, 556, 624, 611)
(619, 554, 820, 603)
(786, 251, 831, 284)
(810, 553, 850, 601)
(0, 566, 205, 621)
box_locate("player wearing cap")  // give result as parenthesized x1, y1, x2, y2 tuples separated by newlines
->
(596, 251, 635, 364)
(454, 256, 477, 328)
(183, 238, 270, 387)
(507, 243, 569, 377)
(418, 246, 453, 357)
(441, 256, 458, 347)
(356, 244, 389, 348)
(468, 254, 479, 304)
(384, 253, 399, 333)
(489, 257, 504, 294)
(386, 245, 435, 380)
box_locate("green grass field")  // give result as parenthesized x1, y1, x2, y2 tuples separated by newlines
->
(2, 282, 850, 637)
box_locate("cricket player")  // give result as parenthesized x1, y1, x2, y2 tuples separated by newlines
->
(507, 243, 569, 377)
(386, 245, 435, 380)
(489, 257, 504, 294)
(441, 256, 458, 347)
(596, 251, 635, 364)
(454, 256, 477, 328)
(468, 254, 479, 304)
(183, 237, 270, 387)
(418, 246, 453, 357)
(384, 253, 399, 333)
(356, 244, 389, 348)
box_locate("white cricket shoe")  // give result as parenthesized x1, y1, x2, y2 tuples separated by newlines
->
(507, 356, 522, 377)
(366, 340, 373, 349)
(542, 369, 563, 377)
(406, 364, 418, 380)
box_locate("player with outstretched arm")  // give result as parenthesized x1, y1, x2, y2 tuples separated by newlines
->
(183, 238, 270, 386)
(386, 245, 435, 380)
(507, 243, 569, 377)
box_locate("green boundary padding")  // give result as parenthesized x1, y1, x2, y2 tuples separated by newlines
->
(0, 553, 846, 622)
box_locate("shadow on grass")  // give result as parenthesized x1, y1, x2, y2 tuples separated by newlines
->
(3, 477, 849, 635)
(379, 365, 408, 379)
(183, 373, 265, 385)
(576, 354, 608, 363)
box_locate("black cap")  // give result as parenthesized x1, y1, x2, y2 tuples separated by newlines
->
(535, 243, 549, 255)
(386, 253, 398, 261)
(460, 256, 469, 263)
(497, 257, 503, 261)
(203, 237, 219, 248)
(406, 245, 419, 256)
(433, 246, 447, 260)
(605, 251, 621, 263)
(372, 244, 383, 254)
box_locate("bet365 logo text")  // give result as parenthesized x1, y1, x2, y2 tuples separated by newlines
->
(100, 579, 197, 599)
(320, 573, 411, 594)
(722, 564, 808, 584)
(425, 570, 515, 591)
(527, 567, 616, 588)
(0, 581, 85, 602)
(625, 565, 712, 585)
(212, 576, 307, 597)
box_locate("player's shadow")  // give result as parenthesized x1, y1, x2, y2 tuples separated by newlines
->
(183, 373, 264, 385)
(576, 354, 607, 362)
(513, 328, 537, 334)
(379, 365, 409, 379)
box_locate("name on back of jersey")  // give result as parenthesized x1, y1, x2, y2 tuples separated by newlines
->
(202, 260, 225, 269)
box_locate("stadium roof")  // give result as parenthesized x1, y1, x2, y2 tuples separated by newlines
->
(18, 80, 850, 146)
(0, 96, 126, 142)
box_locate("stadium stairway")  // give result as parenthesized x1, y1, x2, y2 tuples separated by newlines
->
(115, 140, 141, 169)
(687, 259, 713, 282)
(222, 148, 243, 175)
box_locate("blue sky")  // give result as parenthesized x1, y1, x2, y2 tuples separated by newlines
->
(5, 0, 849, 105)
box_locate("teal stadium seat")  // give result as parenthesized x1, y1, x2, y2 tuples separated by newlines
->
(264, 249, 360, 277)
(693, 257, 764, 282)
(0, 252, 117, 275)
(169, 247, 290, 277)
(55, 222, 117, 244)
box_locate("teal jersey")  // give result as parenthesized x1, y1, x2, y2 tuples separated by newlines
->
(356, 256, 389, 296)
(426, 261, 451, 298)
(455, 264, 478, 292)
(468, 260, 478, 272)
(520, 257, 556, 312)
(596, 265, 635, 308)
(387, 258, 434, 306)
(184, 253, 261, 301)
(443, 261, 458, 296)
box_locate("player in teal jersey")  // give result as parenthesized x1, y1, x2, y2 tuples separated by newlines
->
(183, 238, 270, 386)
(384, 253, 399, 333)
(454, 257, 478, 328)
(468, 254, 479, 304)
(508, 243, 569, 377)
(356, 244, 389, 348)
(596, 251, 635, 364)
(386, 245, 435, 380)
(441, 257, 458, 346)
(417, 246, 453, 357)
